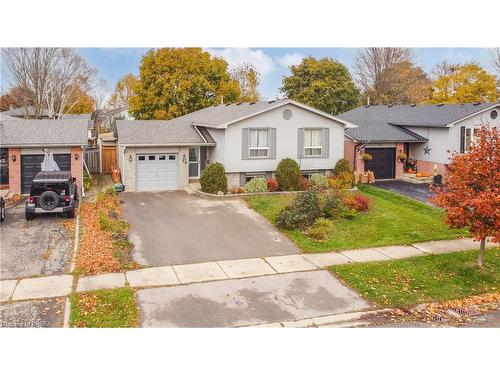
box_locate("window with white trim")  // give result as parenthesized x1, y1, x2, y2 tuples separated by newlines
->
(464, 127, 480, 152)
(304, 129, 323, 156)
(249, 129, 269, 157)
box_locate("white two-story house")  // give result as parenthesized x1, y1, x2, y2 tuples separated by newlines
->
(116, 99, 354, 192)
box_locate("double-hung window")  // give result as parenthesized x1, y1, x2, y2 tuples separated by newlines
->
(304, 129, 323, 156)
(249, 129, 269, 158)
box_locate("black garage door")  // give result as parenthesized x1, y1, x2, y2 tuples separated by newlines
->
(21, 154, 71, 194)
(364, 148, 395, 180)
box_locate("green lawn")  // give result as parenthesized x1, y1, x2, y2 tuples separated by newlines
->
(70, 287, 139, 328)
(244, 185, 467, 252)
(329, 248, 499, 308)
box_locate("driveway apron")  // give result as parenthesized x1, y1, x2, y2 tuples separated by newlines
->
(121, 191, 299, 266)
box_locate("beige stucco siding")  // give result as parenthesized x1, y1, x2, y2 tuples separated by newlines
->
(122, 146, 189, 192)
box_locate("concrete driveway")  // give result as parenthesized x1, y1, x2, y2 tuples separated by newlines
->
(137, 270, 370, 327)
(374, 180, 435, 205)
(0, 202, 73, 280)
(121, 191, 299, 266)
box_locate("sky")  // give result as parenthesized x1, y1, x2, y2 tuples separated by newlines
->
(2, 48, 495, 101)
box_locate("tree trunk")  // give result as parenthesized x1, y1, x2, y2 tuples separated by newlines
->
(478, 237, 486, 268)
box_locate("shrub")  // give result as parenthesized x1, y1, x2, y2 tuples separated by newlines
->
(200, 162, 227, 194)
(276, 158, 301, 191)
(244, 178, 268, 193)
(229, 186, 245, 194)
(306, 218, 332, 241)
(362, 153, 373, 161)
(340, 207, 357, 220)
(323, 192, 344, 218)
(300, 177, 311, 191)
(309, 173, 329, 190)
(333, 158, 353, 176)
(276, 190, 322, 230)
(329, 171, 354, 190)
(83, 170, 93, 191)
(343, 193, 372, 212)
(267, 178, 279, 192)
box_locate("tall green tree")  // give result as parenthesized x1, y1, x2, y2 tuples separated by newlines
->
(280, 57, 359, 115)
(427, 62, 497, 104)
(107, 73, 138, 109)
(129, 48, 241, 120)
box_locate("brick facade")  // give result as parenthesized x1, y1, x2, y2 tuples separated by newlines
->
(8, 148, 21, 194)
(415, 159, 449, 177)
(70, 147, 83, 195)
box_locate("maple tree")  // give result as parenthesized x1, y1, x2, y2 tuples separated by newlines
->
(427, 63, 497, 104)
(107, 73, 138, 109)
(432, 126, 499, 267)
(129, 48, 240, 120)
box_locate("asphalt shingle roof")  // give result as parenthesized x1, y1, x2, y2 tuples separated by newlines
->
(338, 103, 498, 142)
(116, 119, 213, 145)
(0, 114, 88, 147)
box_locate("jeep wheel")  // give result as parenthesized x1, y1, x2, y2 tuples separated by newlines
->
(39, 190, 60, 211)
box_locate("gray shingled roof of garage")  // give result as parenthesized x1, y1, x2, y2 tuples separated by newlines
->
(0, 114, 88, 147)
(338, 102, 498, 142)
(116, 119, 216, 145)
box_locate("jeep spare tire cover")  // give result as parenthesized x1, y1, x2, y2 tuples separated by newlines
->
(39, 191, 60, 211)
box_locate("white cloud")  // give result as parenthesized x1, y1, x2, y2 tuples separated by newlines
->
(277, 52, 304, 68)
(206, 48, 275, 77)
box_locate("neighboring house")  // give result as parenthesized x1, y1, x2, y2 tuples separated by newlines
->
(63, 113, 95, 141)
(116, 99, 354, 192)
(1, 106, 51, 118)
(338, 102, 500, 180)
(0, 114, 88, 195)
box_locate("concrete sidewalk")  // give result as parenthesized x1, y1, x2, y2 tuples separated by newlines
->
(0, 237, 494, 302)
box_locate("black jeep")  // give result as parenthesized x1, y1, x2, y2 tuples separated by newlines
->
(25, 171, 78, 220)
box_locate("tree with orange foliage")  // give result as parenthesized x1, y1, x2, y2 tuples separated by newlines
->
(432, 126, 499, 267)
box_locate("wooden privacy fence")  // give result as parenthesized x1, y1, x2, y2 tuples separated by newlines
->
(85, 148, 100, 174)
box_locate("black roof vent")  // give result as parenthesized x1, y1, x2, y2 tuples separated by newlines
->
(410, 104, 416, 107)
(387, 104, 393, 107)
(268, 100, 276, 104)
(437, 103, 444, 106)
(225, 103, 231, 106)
(249, 102, 256, 105)
(236, 102, 242, 106)
(473, 102, 481, 106)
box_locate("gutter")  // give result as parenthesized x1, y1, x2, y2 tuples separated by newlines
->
(119, 143, 216, 147)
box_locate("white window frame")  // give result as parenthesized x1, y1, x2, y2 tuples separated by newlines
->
(303, 128, 323, 157)
(464, 126, 480, 153)
(189, 147, 200, 178)
(249, 128, 270, 158)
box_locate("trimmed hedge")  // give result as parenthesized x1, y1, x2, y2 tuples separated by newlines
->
(276, 158, 301, 191)
(200, 162, 227, 194)
(309, 173, 329, 190)
(244, 178, 268, 193)
(333, 158, 353, 176)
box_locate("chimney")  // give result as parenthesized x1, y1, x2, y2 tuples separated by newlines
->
(221, 96, 224, 105)
(366, 97, 370, 107)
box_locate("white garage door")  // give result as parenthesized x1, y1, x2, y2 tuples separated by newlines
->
(136, 154, 178, 191)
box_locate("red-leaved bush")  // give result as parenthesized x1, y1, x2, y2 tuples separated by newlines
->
(267, 178, 279, 192)
(432, 126, 499, 267)
(343, 193, 371, 212)
(300, 177, 311, 191)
